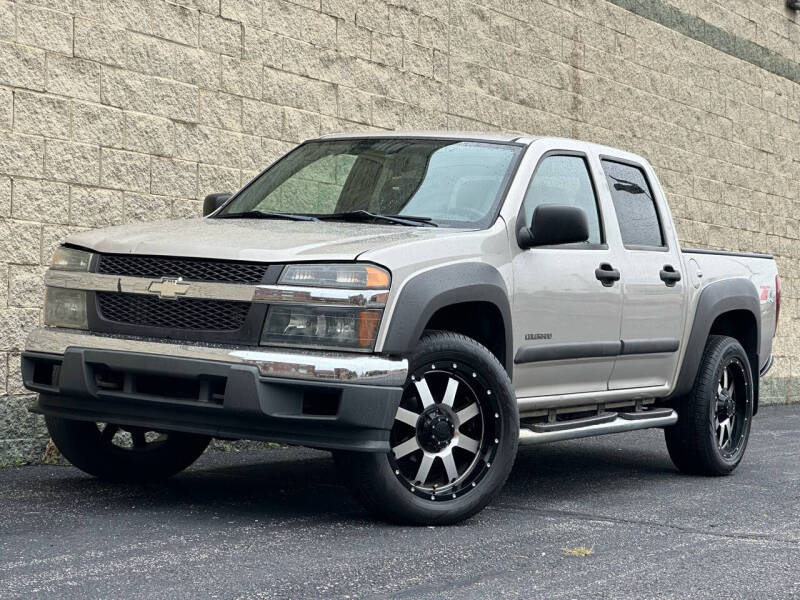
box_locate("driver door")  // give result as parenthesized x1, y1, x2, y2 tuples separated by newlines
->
(511, 151, 623, 399)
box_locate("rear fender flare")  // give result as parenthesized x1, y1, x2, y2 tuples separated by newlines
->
(672, 278, 761, 400)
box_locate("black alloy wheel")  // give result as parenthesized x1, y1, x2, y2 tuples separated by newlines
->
(389, 363, 500, 501)
(713, 357, 750, 459)
(334, 332, 519, 525)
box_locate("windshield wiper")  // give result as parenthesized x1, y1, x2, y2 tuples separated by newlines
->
(318, 210, 437, 227)
(216, 210, 319, 222)
(384, 214, 438, 226)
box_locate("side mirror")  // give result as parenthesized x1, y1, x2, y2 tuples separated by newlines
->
(518, 204, 589, 248)
(203, 193, 232, 216)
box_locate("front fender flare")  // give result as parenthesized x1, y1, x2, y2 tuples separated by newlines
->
(380, 263, 513, 376)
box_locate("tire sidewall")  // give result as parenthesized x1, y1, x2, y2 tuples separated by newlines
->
(46, 416, 210, 481)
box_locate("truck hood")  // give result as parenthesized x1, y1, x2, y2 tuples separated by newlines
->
(66, 217, 469, 263)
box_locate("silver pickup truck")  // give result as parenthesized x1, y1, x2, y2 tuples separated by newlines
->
(22, 132, 780, 525)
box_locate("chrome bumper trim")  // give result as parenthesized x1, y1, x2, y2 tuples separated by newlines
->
(25, 328, 408, 386)
(44, 271, 388, 308)
(253, 284, 388, 307)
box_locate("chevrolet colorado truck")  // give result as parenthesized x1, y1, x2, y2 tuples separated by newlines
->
(22, 132, 780, 525)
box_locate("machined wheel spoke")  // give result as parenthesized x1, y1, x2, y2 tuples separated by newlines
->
(456, 403, 479, 425)
(717, 417, 730, 447)
(441, 450, 459, 482)
(457, 434, 480, 454)
(441, 377, 459, 407)
(415, 378, 436, 409)
(722, 368, 729, 390)
(100, 424, 118, 443)
(415, 453, 435, 484)
(393, 436, 420, 459)
(395, 407, 420, 428)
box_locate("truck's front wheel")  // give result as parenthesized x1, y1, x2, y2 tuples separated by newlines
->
(665, 335, 754, 475)
(334, 332, 519, 525)
(45, 416, 211, 482)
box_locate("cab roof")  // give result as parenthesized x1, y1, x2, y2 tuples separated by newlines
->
(313, 131, 651, 167)
(315, 130, 538, 144)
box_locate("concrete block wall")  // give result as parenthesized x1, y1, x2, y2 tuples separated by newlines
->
(1, 0, 798, 462)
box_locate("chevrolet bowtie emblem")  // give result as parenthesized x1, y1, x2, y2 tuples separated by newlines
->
(148, 278, 190, 298)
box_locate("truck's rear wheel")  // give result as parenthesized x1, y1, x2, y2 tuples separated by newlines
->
(334, 332, 519, 525)
(45, 416, 211, 482)
(665, 335, 753, 475)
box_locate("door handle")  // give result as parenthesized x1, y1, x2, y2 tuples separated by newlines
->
(660, 265, 681, 287)
(595, 263, 620, 287)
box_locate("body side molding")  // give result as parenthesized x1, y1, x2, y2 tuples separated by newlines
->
(514, 338, 680, 364)
(620, 338, 680, 355)
(514, 341, 621, 364)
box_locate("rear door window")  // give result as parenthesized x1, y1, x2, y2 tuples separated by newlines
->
(601, 160, 664, 248)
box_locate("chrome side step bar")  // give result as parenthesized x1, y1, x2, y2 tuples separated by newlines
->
(519, 408, 678, 445)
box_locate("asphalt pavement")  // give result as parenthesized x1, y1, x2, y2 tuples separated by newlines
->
(1, 404, 799, 599)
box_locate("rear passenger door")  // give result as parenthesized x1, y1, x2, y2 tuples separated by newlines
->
(600, 158, 687, 390)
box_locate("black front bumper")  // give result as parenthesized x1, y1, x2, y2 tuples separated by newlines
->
(22, 348, 404, 453)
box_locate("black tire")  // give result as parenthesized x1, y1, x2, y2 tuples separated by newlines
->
(45, 416, 211, 482)
(665, 335, 754, 476)
(334, 331, 519, 525)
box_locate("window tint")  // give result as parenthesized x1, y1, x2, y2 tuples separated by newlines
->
(522, 155, 602, 245)
(602, 160, 664, 247)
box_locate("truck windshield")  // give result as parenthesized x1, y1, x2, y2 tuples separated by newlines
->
(216, 138, 523, 228)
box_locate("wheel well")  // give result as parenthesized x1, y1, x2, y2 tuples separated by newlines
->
(709, 309, 760, 413)
(423, 302, 506, 370)
(709, 310, 758, 358)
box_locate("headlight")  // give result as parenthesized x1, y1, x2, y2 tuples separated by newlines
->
(264, 263, 389, 351)
(51, 246, 92, 271)
(279, 264, 390, 289)
(261, 306, 381, 351)
(44, 288, 88, 329)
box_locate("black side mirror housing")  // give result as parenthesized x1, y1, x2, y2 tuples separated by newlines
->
(518, 204, 590, 248)
(203, 193, 232, 216)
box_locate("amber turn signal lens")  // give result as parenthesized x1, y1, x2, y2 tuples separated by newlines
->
(358, 310, 381, 347)
(365, 265, 391, 289)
